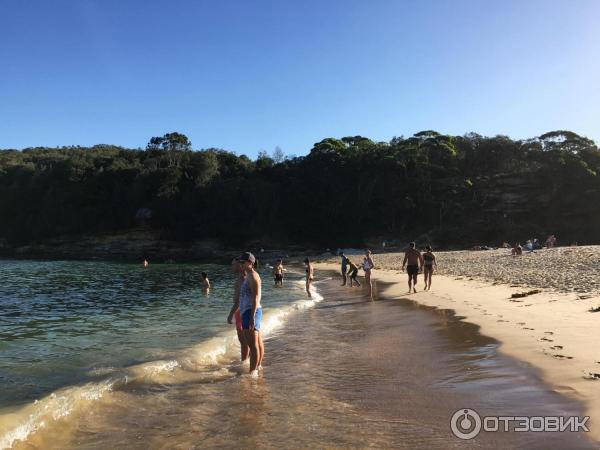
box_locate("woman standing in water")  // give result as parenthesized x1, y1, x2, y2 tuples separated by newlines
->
(304, 258, 314, 298)
(227, 260, 249, 362)
(422, 245, 437, 290)
(363, 250, 375, 299)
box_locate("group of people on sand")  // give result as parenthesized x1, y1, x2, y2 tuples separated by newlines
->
(339, 250, 375, 299)
(339, 244, 437, 296)
(402, 242, 437, 293)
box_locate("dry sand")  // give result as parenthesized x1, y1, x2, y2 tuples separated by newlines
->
(316, 245, 600, 441)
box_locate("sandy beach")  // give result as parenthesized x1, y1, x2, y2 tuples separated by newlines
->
(317, 245, 600, 442)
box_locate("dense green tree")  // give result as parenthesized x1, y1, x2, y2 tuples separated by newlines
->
(1, 130, 599, 249)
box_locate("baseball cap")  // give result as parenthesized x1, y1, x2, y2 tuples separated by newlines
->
(238, 252, 256, 263)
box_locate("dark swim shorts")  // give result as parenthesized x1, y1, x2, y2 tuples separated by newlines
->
(406, 265, 419, 276)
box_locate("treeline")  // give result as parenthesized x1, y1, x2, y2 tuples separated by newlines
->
(1, 130, 599, 248)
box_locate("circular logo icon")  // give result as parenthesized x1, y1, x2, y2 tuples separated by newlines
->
(451, 408, 482, 440)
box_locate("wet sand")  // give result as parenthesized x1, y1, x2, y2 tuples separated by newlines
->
(14, 276, 595, 449)
(319, 247, 600, 444)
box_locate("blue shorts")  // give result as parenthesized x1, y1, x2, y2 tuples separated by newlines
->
(241, 307, 263, 331)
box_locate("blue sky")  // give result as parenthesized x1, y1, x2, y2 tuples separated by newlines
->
(1, 0, 598, 157)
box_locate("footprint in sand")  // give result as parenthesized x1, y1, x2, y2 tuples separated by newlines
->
(583, 372, 600, 381)
(517, 322, 526, 326)
(497, 319, 509, 323)
(550, 345, 563, 350)
(523, 327, 535, 330)
(544, 331, 554, 335)
(540, 337, 554, 342)
(552, 354, 573, 360)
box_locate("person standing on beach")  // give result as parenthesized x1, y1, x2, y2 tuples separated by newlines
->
(304, 258, 314, 298)
(363, 250, 375, 299)
(340, 252, 349, 286)
(422, 246, 437, 290)
(273, 259, 284, 286)
(239, 252, 264, 376)
(227, 259, 249, 362)
(402, 242, 423, 293)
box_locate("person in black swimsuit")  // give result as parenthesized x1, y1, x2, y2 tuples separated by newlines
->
(402, 242, 424, 293)
(347, 259, 361, 287)
(422, 246, 437, 290)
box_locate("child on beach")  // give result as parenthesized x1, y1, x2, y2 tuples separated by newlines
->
(273, 259, 284, 286)
(347, 260, 361, 287)
(511, 243, 523, 256)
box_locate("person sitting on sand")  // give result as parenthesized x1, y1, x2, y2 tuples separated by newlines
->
(422, 245, 437, 291)
(347, 259, 361, 287)
(340, 252, 349, 286)
(511, 243, 523, 256)
(304, 258, 314, 298)
(273, 259, 284, 286)
(402, 242, 424, 293)
(227, 259, 249, 362)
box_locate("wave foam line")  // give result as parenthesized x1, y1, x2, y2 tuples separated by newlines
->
(0, 282, 325, 449)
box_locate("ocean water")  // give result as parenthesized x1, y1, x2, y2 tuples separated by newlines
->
(0, 260, 320, 449)
(0, 260, 595, 449)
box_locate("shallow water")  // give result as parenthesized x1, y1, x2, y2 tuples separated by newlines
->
(1, 262, 596, 449)
(0, 260, 316, 448)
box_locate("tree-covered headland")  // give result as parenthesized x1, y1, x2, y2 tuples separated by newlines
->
(1, 130, 598, 250)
